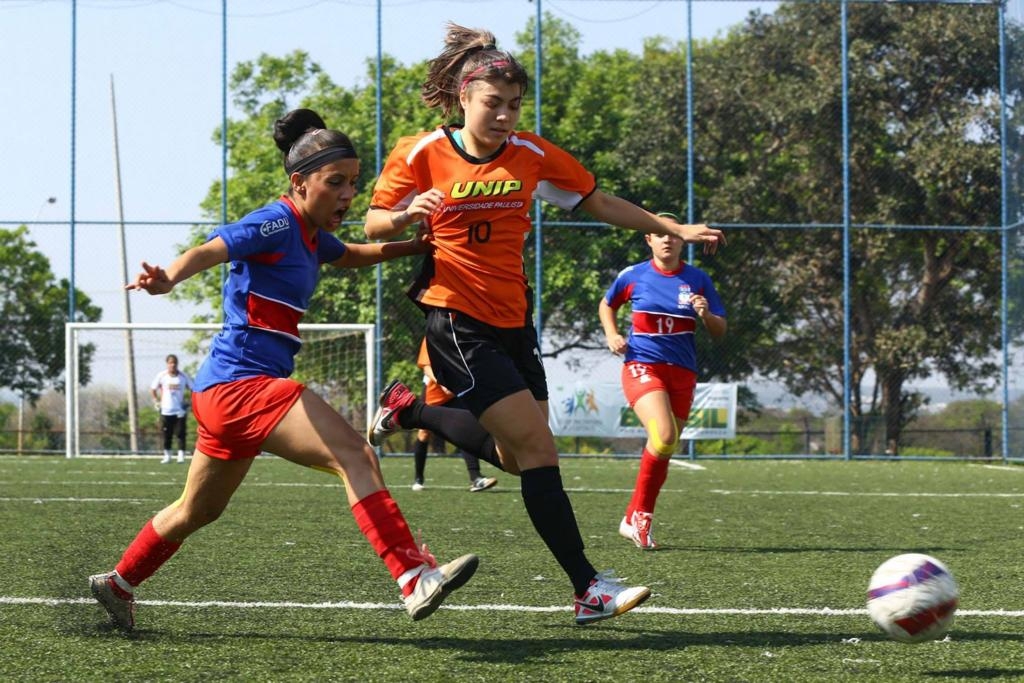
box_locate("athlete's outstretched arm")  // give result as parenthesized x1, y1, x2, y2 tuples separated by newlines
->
(126, 237, 229, 295)
(331, 233, 429, 269)
(579, 190, 725, 254)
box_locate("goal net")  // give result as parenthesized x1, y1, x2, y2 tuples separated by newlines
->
(64, 322, 374, 458)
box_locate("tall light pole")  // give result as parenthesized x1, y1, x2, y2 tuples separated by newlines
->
(110, 75, 140, 454)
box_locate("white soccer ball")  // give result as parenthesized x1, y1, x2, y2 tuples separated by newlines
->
(866, 553, 959, 643)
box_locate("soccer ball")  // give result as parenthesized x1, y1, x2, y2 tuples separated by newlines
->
(866, 553, 959, 643)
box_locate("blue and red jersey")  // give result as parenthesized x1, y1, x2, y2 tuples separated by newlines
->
(603, 259, 725, 372)
(193, 196, 347, 391)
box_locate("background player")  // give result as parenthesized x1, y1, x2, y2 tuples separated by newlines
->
(151, 353, 193, 464)
(410, 338, 498, 493)
(600, 219, 727, 549)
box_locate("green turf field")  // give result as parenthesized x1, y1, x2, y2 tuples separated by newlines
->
(2, 455, 1023, 682)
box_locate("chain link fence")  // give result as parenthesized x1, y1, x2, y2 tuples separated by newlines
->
(1, 0, 1021, 458)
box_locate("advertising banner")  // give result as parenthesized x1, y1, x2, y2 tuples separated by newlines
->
(548, 381, 737, 439)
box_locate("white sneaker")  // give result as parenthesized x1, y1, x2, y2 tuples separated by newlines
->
(411, 480, 425, 492)
(619, 511, 658, 550)
(469, 476, 497, 493)
(159, 452, 172, 464)
(176, 451, 186, 463)
(574, 571, 651, 625)
(403, 554, 479, 621)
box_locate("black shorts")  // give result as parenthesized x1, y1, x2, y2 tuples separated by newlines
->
(424, 306, 548, 417)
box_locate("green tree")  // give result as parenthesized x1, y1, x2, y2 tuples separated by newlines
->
(907, 399, 1002, 458)
(688, 3, 1012, 452)
(0, 402, 16, 450)
(0, 226, 102, 404)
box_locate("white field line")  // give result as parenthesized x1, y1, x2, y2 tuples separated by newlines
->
(3, 596, 1024, 618)
(671, 460, 707, 471)
(0, 480, 642, 494)
(0, 497, 155, 503)
(709, 489, 1024, 497)
(4, 479, 1024, 498)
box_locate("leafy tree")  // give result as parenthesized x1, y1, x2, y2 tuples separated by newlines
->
(0, 402, 16, 450)
(29, 412, 61, 452)
(101, 398, 165, 453)
(688, 3, 1012, 452)
(0, 226, 102, 403)
(907, 398, 1002, 458)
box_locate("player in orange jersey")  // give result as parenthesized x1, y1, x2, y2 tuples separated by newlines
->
(365, 22, 724, 624)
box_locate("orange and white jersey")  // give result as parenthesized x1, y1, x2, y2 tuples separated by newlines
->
(372, 126, 596, 328)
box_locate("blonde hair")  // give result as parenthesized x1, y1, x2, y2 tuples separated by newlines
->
(421, 22, 528, 119)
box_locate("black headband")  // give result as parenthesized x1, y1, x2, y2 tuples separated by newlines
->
(287, 145, 358, 176)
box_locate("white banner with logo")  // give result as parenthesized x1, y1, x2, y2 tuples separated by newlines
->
(548, 381, 737, 439)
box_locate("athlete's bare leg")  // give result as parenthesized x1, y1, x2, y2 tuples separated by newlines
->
(261, 389, 386, 505)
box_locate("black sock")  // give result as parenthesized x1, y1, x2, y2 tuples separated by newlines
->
(461, 451, 483, 481)
(403, 402, 505, 472)
(520, 466, 596, 596)
(413, 438, 428, 482)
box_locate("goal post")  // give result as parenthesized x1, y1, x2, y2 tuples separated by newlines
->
(64, 322, 375, 458)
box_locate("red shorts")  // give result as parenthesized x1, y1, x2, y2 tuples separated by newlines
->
(191, 376, 305, 460)
(621, 362, 697, 420)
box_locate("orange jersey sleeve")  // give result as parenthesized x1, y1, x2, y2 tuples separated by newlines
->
(373, 127, 595, 328)
(370, 134, 426, 211)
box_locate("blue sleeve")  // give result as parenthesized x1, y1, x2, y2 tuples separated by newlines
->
(317, 231, 347, 264)
(604, 267, 632, 308)
(209, 203, 292, 260)
(701, 271, 726, 317)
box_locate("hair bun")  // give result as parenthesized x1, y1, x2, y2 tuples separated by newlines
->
(273, 109, 328, 153)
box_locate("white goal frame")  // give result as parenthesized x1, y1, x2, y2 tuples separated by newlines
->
(64, 322, 375, 458)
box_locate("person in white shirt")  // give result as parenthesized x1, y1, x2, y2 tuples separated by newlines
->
(150, 354, 193, 464)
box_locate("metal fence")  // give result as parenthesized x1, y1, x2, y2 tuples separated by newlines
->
(1, 0, 1022, 459)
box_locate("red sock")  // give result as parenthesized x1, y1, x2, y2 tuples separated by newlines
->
(625, 448, 671, 519)
(114, 518, 182, 587)
(351, 490, 427, 597)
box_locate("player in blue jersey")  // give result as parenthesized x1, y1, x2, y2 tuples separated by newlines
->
(599, 213, 727, 550)
(88, 108, 478, 632)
